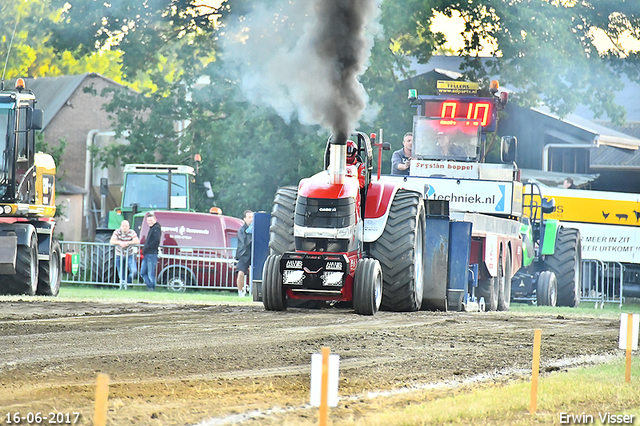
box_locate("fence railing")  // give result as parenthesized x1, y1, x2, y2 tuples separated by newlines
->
(581, 259, 624, 308)
(61, 241, 239, 291)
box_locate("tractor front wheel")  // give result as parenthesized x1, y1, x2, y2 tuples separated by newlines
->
(263, 255, 287, 311)
(37, 240, 62, 296)
(353, 258, 383, 316)
(536, 270, 558, 307)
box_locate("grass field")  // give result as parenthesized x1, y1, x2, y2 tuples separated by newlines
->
(354, 360, 640, 425)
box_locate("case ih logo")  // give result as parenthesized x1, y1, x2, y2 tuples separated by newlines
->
(318, 207, 337, 212)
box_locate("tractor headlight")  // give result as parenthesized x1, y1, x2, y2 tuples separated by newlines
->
(283, 269, 304, 285)
(3, 205, 11, 214)
(322, 271, 343, 287)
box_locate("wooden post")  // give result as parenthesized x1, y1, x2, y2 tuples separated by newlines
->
(94, 373, 109, 426)
(319, 347, 330, 426)
(530, 329, 541, 415)
(626, 313, 633, 383)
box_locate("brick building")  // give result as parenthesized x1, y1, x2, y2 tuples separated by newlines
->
(25, 73, 131, 241)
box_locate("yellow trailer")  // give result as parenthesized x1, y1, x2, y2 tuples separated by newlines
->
(534, 186, 639, 298)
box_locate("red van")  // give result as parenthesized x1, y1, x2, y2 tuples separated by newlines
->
(138, 211, 244, 291)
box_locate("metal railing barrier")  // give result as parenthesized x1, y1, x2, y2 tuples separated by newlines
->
(60, 241, 239, 291)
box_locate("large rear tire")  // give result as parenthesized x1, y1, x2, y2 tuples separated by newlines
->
(37, 240, 62, 296)
(497, 249, 512, 311)
(544, 227, 581, 307)
(353, 258, 383, 316)
(269, 186, 297, 256)
(91, 232, 116, 284)
(263, 254, 287, 311)
(536, 270, 557, 306)
(370, 190, 425, 312)
(0, 231, 39, 295)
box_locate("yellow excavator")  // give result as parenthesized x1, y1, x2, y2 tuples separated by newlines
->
(0, 78, 61, 295)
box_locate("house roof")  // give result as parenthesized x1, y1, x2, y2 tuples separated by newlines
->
(56, 179, 88, 195)
(21, 73, 126, 130)
(531, 107, 640, 150)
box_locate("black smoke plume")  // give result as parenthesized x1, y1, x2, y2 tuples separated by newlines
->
(221, 0, 380, 144)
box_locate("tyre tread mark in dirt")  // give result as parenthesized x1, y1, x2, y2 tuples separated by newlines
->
(545, 227, 581, 307)
(370, 190, 424, 312)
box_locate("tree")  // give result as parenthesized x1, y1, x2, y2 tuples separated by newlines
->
(42, 0, 640, 215)
(374, 0, 640, 125)
(0, 0, 123, 81)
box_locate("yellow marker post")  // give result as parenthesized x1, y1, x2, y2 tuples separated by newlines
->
(626, 313, 633, 383)
(94, 373, 109, 426)
(530, 329, 541, 415)
(319, 347, 330, 426)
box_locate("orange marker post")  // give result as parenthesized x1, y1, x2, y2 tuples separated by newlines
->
(626, 313, 633, 383)
(530, 329, 541, 415)
(319, 347, 330, 426)
(94, 373, 109, 426)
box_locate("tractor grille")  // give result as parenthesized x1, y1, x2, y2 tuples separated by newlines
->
(295, 196, 355, 229)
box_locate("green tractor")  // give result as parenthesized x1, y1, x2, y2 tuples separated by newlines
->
(511, 182, 582, 307)
(91, 164, 197, 283)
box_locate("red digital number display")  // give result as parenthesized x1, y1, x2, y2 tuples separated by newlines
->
(422, 100, 494, 127)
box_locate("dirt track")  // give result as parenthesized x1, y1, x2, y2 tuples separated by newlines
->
(0, 298, 620, 425)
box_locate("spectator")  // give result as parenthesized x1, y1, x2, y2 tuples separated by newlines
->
(563, 177, 577, 189)
(140, 213, 161, 291)
(235, 210, 254, 297)
(109, 220, 139, 290)
(391, 132, 413, 175)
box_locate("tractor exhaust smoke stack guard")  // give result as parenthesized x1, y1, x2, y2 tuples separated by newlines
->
(328, 134, 348, 185)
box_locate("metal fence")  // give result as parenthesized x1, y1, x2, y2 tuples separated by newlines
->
(60, 241, 239, 291)
(581, 259, 624, 308)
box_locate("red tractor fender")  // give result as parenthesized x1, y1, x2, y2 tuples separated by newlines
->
(362, 181, 400, 242)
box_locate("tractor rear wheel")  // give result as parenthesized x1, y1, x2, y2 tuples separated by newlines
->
(544, 227, 581, 307)
(37, 240, 62, 296)
(353, 258, 383, 316)
(91, 232, 116, 284)
(0, 231, 39, 295)
(536, 270, 557, 306)
(370, 190, 425, 312)
(263, 254, 287, 311)
(497, 249, 512, 311)
(269, 186, 297, 255)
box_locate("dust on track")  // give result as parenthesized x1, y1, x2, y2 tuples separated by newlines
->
(0, 298, 618, 425)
